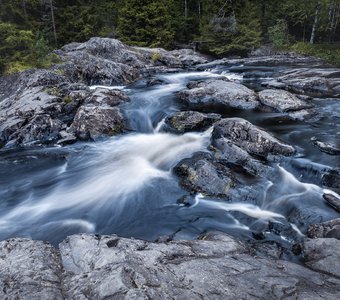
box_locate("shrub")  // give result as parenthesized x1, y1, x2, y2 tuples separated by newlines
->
(268, 20, 292, 48)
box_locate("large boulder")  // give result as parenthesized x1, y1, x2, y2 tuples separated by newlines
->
(57, 38, 209, 86)
(177, 79, 260, 110)
(212, 118, 296, 159)
(69, 88, 129, 140)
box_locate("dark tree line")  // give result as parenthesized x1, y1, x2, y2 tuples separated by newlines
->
(1, 0, 340, 73)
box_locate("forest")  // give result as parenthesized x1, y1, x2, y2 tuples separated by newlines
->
(0, 0, 340, 74)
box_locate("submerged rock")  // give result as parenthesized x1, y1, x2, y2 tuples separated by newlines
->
(162, 111, 220, 134)
(311, 137, 340, 155)
(177, 78, 260, 110)
(1, 233, 340, 299)
(212, 118, 296, 159)
(323, 193, 340, 213)
(322, 169, 340, 189)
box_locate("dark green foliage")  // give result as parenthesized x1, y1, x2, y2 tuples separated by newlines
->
(291, 42, 340, 66)
(117, 0, 175, 48)
(1, 0, 340, 74)
(268, 20, 292, 48)
(199, 0, 262, 56)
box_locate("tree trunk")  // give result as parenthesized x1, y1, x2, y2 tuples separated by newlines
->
(310, 2, 321, 44)
(49, 0, 57, 46)
(21, 0, 27, 21)
(198, 0, 201, 21)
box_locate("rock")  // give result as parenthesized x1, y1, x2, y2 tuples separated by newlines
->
(258, 89, 312, 112)
(0, 238, 63, 299)
(261, 80, 286, 89)
(0, 38, 211, 148)
(322, 169, 340, 189)
(69, 106, 126, 140)
(211, 136, 268, 175)
(177, 79, 260, 110)
(169, 49, 208, 67)
(307, 218, 340, 239)
(277, 68, 340, 97)
(303, 238, 340, 277)
(196, 54, 323, 70)
(2, 233, 340, 299)
(287, 109, 317, 121)
(311, 138, 340, 155)
(174, 152, 234, 197)
(163, 111, 220, 134)
(212, 118, 296, 159)
(323, 193, 340, 212)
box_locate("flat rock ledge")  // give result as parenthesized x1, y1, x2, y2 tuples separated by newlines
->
(1, 232, 340, 299)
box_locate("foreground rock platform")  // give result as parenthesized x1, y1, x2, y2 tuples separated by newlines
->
(1, 231, 340, 299)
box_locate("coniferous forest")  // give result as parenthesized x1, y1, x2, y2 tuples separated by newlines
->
(1, 0, 340, 74)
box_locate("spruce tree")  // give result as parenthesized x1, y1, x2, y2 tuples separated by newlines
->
(117, 0, 175, 48)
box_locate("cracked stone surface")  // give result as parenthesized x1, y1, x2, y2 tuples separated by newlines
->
(1, 232, 340, 299)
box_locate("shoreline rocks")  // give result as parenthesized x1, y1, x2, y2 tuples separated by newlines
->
(1, 232, 340, 299)
(0, 37, 209, 149)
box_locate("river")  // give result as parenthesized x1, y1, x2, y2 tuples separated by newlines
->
(0, 63, 339, 249)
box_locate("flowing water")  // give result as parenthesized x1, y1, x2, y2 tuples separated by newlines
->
(0, 64, 339, 247)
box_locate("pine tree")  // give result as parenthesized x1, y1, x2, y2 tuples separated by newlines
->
(117, 0, 175, 48)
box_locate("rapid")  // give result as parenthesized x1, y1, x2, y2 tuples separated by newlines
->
(0, 65, 339, 249)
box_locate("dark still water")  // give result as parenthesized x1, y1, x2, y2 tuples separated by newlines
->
(0, 65, 339, 246)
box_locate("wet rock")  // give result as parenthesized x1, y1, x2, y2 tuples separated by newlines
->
(212, 118, 296, 159)
(258, 89, 312, 112)
(174, 152, 234, 197)
(196, 54, 323, 70)
(169, 49, 208, 67)
(311, 137, 340, 155)
(322, 169, 340, 189)
(307, 218, 340, 239)
(287, 109, 317, 121)
(146, 78, 167, 86)
(303, 238, 340, 277)
(277, 68, 340, 97)
(323, 193, 340, 212)
(177, 78, 260, 110)
(211, 136, 269, 175)
(15, 114, 63, 146)
(0, 238, 63, 299)
(69, 105, 126, 140)
(57, 130, 77, 145)
(163, 111, 220, 133)
(261, 79, 286, 89)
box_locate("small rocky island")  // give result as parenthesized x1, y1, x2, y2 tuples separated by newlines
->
(0, 38, 340, 299)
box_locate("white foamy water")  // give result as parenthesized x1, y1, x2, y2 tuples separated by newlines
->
(0, 131, 211, 227)
(89, 85, 126, 90)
